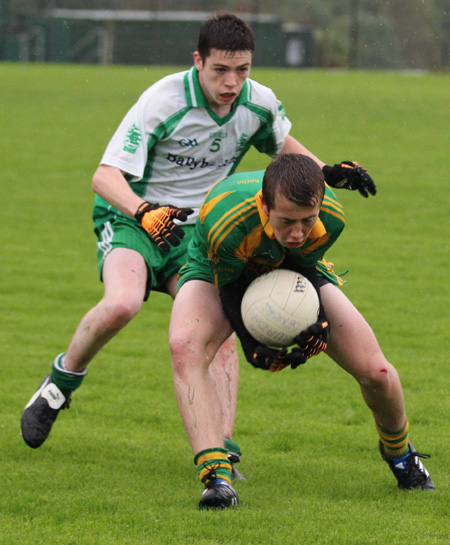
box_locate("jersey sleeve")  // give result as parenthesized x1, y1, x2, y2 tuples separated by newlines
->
(206, 227, 247, 287)
(199, 194, 251, 287)
(245, 80, 292, 155)
(99, 72, 188, 178)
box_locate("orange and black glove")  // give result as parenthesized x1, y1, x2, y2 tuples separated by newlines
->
(135, 202, 193, 252)
(291, 319, 330, 369)
(252, 316, 329, 372)
(322, 161, 376, 198)
(251, 345, 305, 373)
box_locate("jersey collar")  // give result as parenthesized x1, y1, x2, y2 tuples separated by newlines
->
(255, 192, 276, 239)
(184, 67, 251, 108)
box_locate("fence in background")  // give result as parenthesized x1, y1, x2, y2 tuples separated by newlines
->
(1, 9, 314, 68)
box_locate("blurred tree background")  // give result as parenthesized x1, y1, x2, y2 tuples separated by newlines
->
(3, 0, 450, 69)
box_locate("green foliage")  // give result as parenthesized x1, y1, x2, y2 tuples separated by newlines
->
(1, 63, 449, 544)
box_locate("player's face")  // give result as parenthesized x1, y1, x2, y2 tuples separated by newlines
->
(194, 49, 252, 115)
(261, 194, 321, 249)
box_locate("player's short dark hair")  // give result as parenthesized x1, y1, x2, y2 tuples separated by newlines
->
(197, 12, 255, 60)
(262, 154, 325, 210)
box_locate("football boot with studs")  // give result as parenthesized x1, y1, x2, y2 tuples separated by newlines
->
(379, 440, 434, 490)
(21, 374, 70, 448)
(199, 476, 239, 509)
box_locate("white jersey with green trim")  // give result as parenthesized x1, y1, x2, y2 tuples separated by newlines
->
(96, 66, 292, 225)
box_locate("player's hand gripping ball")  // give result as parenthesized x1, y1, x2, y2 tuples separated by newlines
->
(291, 320, 330, 368)
(241, 269, 330, 372)
(241, 269, 320, 348)
(250, 320, 329, 372)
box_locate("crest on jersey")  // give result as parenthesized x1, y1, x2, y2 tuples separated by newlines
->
(123, 124, 142, 154)
(235, 133, 250, 152)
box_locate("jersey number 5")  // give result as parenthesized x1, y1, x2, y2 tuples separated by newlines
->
(209, 138, 221, 153)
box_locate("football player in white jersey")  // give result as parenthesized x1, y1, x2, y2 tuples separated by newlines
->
(21, 13, 376, 475)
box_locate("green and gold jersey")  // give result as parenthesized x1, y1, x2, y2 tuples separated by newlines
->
(192, 170, 346, 287)
(93, 67, 291, 229)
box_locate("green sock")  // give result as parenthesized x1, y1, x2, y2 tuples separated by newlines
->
(51, 353, 87, 398)
(224, 438, 242, 456)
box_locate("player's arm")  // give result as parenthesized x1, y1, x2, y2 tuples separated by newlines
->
(210, 237, 328, 373)
(271, 135, 376, 198)
(205, 237, 280, 370)
(92, 164, 193, 252)
(92, 164, 144, 217)
(268, 135, 324, 167)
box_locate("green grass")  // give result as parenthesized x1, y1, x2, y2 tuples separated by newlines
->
(1, 63, 449, 544)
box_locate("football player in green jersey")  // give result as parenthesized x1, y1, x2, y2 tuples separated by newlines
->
(22, 13, 375, 476)
(169, 154, 433, 509)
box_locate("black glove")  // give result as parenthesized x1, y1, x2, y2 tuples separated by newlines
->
(135, 202, 193, 252)
(291, 319, 330, 368)
(322, 161, 376, 198)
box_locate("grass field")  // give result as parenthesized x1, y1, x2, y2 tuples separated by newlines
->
(1, 62, 449, 544)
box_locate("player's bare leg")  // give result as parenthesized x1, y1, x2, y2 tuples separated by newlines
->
(169, 279, 238, 506)
(208, 335, 243, 478)
(170, 280, 233, 451)
(65, 248, 147, 372)
(320, 283, 406, 430)
(21, 248, 147, 448)
(321, 282, 433, 490)
(166, 275, 240, 456)
(207, 335, 238, 440)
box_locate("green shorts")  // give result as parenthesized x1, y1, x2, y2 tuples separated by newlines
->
(177, 234, 214, 291)
(96, 216, 195, 300)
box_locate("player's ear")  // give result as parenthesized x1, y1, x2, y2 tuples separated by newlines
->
(260, 194, 269, 215)
(193, 51, 203, 70)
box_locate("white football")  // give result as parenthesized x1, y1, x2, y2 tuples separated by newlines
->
(241, 269, 320, 347)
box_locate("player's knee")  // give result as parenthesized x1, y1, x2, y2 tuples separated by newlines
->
(357, 361, 396, 393)
(102, 298, 141, 330)
(169, 332, 210, 380)
(169, 331, 184, 358)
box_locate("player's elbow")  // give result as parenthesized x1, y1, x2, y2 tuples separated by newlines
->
(92, 166, 106, 193)
(92, 164, 121, 194)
